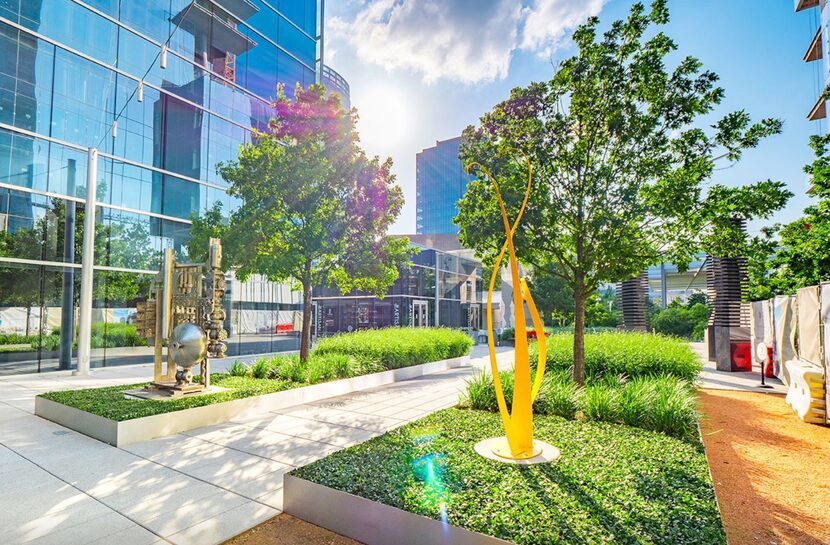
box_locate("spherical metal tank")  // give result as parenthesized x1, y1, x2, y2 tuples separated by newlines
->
(169, 323, 207, 369)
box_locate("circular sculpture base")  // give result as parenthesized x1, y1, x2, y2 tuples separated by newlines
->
(474, 437, 560, 465)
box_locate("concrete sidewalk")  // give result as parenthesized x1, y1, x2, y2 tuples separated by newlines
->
(0, 345, 514, 545)
(691, 342, 787, 394)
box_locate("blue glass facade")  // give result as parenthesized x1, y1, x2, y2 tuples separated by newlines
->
(415, 136, 473, 234)
(0, 0, 329, 373)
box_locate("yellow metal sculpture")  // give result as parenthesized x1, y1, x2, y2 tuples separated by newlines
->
(468, 154, 551, 461)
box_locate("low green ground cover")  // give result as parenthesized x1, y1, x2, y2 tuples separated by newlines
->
(39, 374, 293, 421)
(530, 331, 701, 381)
(38, 327, 473, 420)
(292, 408, 726, 545)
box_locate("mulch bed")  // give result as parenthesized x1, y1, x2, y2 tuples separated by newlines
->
(698, 389, 830, 545)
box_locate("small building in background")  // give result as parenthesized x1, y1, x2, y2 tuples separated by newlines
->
(312, 245, 483, 337)
(647, 255, 709, 308)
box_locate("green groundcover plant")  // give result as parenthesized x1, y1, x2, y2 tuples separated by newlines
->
(39, 374, 294, 421)
(39, 327, 473, 421)
(530, 331, 701, 381)
(292, 408, 726, 545)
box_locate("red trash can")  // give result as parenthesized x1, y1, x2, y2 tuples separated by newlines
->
(730, 342, 752, 372)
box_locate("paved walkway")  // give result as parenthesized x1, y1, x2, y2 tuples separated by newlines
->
(692, 342, 787, 394)
(0, 346, 514, 545)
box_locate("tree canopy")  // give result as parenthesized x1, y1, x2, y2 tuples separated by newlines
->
(748, 133, 830, 298)
(455, 0, 790, 383)
(190, 84, 411, 360)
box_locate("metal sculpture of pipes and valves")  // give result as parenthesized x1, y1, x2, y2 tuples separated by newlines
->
(136, 238, 228, 396)
(469, 154, 560, 464)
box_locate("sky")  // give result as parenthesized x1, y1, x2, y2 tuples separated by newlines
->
(324, 0, 823, 236)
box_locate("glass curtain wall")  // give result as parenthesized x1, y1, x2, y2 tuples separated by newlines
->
(0, 0, 320, 374)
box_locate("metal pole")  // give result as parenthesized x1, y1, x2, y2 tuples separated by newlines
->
(434, 251, 440, 327)
(59, 159, 76, 370)
(317, 0, 325, 84)
(75, 148, 97, 375)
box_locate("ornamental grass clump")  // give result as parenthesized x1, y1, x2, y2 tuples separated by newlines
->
(581, 381, 621, 422)
(307, 353, 354, 383)
(268, 355, 308, 383)
(228, 361, 248, 377)
(249, 358, 273, 379)
(648, 375, 698, 439)
(534, 370, 581, 419)
(618, 377, 655, 428)
(461, 369, 699, 439)
(530, 331, 701, 381)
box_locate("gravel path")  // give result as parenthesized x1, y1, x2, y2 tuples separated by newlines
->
(698, 389, 830, 545)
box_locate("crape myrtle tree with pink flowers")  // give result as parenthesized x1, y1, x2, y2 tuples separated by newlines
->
(190, 84, 411, 362)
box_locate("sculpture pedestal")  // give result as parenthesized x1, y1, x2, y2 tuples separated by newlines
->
(124, 384, 226, 400)
(474, 437, 560, 465)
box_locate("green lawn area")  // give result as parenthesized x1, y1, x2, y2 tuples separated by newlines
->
(292, 408, 726, 545)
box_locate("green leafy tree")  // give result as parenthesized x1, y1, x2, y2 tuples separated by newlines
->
(749, 133, 830, 297)
(585, 287, 618, 328)
(528, 266, 574, 325)
(455, 0, 789, 384)
(192, 84, 411, 361)
(651, 298, 710, 341)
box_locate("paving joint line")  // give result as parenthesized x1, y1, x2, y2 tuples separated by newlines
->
(0, 440, 174, 544)
(121, 442, 287, 511)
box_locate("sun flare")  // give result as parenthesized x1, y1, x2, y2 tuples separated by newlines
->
(355, 85, 412, 153)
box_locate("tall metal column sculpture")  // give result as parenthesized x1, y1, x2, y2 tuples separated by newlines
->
(617, 271, 649, 331)
(706, 218, 750, 371)
(469, 154, 559, 464)
(136, 238, 227, 396)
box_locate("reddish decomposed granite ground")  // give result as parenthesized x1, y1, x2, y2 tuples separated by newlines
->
(698, 389, 830, 545)
(224, 513, 361, 545)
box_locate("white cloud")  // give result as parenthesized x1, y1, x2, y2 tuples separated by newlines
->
(328, 0, 608, 84)
(521, 0, 608, 58)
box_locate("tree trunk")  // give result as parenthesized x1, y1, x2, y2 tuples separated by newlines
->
(572, 282, 586, 386)
(299, 263, 313, 363)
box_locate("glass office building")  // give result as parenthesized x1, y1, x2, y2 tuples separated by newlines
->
(416, 136, 474, 234)
(0, 0, 343, 374)
(313, 247, 483, 336)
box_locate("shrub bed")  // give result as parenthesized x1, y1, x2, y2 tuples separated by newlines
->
(39, 327, 473, 421)
(313, 327, 473, 369)
(530, 331, 701, 381)
(292, 408, 726, 545)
